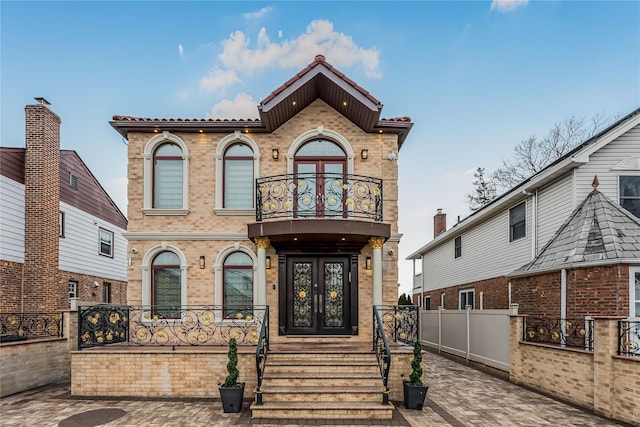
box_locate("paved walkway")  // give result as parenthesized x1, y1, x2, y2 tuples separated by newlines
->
(0, 351, 628, 427)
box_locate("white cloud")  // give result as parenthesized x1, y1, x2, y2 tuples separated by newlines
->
(205, 92, 259, 119)
(178, 44, 184, 57)
(199, 68, 242, 92)
(490, 0, 529, 13)
(243, 6, 273, 20)
(218, 19, 381, 78)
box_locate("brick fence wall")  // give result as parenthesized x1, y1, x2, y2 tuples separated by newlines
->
(0, 311, 76, 397)
(510, 316, 639, 425)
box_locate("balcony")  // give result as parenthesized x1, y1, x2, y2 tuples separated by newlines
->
(256, 173, 383, 222)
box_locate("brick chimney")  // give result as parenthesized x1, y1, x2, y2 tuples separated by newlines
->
(23, 99, 61, 311)
(434, 209, 446, 238)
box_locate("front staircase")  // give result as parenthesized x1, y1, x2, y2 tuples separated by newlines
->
(250, 342, 394, 419)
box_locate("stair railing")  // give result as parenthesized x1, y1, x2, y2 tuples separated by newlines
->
(373, 306, 391, 404)
(255, 305, 269, 404)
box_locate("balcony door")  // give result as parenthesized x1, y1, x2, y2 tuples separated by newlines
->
(294, 139, 346, 218)
(286, 256, 351, 335)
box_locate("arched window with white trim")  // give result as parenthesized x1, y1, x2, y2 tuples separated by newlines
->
(152, 251, 181, 318)
(224, 143, 254, 208)
(223, 251, 254, 318)
(153, 143, 183, 208)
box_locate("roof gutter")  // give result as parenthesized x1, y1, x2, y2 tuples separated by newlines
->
(506, 258, 640, 278)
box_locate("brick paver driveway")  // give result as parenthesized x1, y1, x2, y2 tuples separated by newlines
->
(0, 351, 628, 426)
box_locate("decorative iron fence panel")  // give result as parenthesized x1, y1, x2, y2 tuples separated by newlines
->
(618, 320, 640, 357)
(524, 317, 594, 351)
(78, 305, 269, 349)
(375, 305, 419, 345)
(0, 312, 63, 342)
(256, 173, 383, 221)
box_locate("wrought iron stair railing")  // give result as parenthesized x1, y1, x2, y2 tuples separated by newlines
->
(256, 173, 383, 221)
(255, 306, 269, 404)
(373, 306, 391, 404)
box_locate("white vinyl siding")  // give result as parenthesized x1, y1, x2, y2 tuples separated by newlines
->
(536, 173, 574, 251)
(421, 198, 532, 291)
(59, 202, 127, 281)
(574, 124, 640, 202)
(0, 176, 25, 263)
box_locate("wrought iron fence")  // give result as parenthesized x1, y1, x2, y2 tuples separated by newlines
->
(524, 317, 594, 351)
(254, 306, 270, 404)
(373, 306, 391, 404)
(618, 320, 640, 357)
(256, 173, 383, 221)
(0, 312, 63, 342)
(376, 305, 419, 345)
(78, 305, 269, 349)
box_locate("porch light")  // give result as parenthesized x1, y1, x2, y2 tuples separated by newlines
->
(265, 256, 271, 269)
(365, 256, 372, 270)
(272, 148, 279, 160)
(361, 149, 369, 160)
(199, 256, 205, 269)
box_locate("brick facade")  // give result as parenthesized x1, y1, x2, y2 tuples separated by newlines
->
(0, 261, 24, 312)
(419, 276, 509, 310)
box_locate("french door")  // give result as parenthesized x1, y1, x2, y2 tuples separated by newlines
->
(286, 256, 351, 335)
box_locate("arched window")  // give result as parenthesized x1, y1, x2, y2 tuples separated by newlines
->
(223, 251, 253, 318)
(153, 143, 183, 209)
(152, 251, 181, 318)
(294, 139, 347, 218)
(224, 143, 254, 208)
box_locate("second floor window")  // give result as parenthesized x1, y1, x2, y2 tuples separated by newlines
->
(224, 143, 254, 208)
(99, 228, 113, 257)
(620, 176, 640, 218)
(509, 202, 526, 241)
(153, 142, 183, 209)
(454, 236, 462, 258)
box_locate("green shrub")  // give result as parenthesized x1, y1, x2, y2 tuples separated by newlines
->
(223, 338, 239, 387)
(409, 340, 423, 386)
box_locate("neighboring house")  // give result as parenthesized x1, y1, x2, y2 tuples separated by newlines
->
(110, 54, 412, 337)
(0, 99, 128, 312)
(408, 108, 640, 319)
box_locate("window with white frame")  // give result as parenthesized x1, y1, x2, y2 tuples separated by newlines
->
(153, 142, 184, 209)
(152, 251, 181, 319)
(68, 280, 78, 301)
(223, 251, 254, 318)
(631, 267, 640, 318)
(454, 236, 462, 258)
(620, 176, 640, 218)
(224, 143, 254, 208)
(509, 202, 526, 241)
(99, 228, 113, 257)
(459, 289, 475, 309)
(424, 295, 431, 310)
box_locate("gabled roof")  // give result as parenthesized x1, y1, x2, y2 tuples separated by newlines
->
(111, 55, 413, 148)
(0, 147, 127, 229)
(509, 179, 640, 276)
(407, 106, 640, 260)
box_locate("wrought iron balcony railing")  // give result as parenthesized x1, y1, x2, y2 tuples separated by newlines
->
(256, 173, 383, 221)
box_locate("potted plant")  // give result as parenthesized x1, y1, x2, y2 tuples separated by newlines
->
(403, 340, 428, 410)
(218, 338, 245, 413)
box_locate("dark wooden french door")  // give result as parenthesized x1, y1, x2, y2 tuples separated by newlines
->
(285, 256, 351, 335)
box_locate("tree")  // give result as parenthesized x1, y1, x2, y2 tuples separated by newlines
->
(398, 293, 413, 305)
(467, 114, 611, 208)
(467, 167, 497, 211)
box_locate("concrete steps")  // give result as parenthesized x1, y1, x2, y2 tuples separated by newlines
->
(250, 345, 393, 419)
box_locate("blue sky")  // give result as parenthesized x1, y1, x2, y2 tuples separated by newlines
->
(2, 1, 639, 296)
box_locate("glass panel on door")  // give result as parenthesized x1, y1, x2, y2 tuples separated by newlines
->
(296, 163, 316, 217)
(323, 163, 344, 217)
(323, 262, 344, 327)
(293, 262, 313, 328)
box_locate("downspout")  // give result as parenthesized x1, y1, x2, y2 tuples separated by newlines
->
(561, 269, 567, 347)
(616, 265, 620, 315)
(508, 281, 512, 306)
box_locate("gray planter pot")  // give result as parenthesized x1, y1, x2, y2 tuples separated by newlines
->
(403, 380, 428, 410)
(219, 382, 245, 413)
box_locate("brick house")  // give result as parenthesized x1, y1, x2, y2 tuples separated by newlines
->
(87, 55, 415, 418)
(0, 99, 127, 312)
(408, 108, 640, 319)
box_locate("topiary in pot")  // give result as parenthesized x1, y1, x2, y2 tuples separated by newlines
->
(403, 340, 428, 409)
(219, 338, 245, 413)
